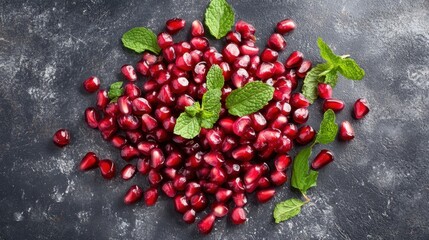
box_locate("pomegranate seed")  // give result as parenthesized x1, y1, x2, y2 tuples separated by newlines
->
(273, 61, 286, 77)
(163, 46, 176, 62)
(311, 149, 334, 170)
(270, 170, 288, 186)
(121, 145, 140, 161)
(244, 165, 261, 185)
(96, 90, 109, 109)
(83, 76, 100, 93)
(143, 187, 158, 206)
(274, 154, 291, 172)
(165, 150, 182, 167)
(223, 43, 240, 62)
(231, 207, 247, 225)
(286, 69, 298, 90)
(232, 145, 255, 162)
(267, 33, 287, 51)
(110, 135, 126, 149)
(276, 19, 296, 34)
(163, 167, 177, 180)
(121, 164, 137, 180)
(270, 114, 288, 130)
(148, 169, 163, 186)
(317, 83, 333, 99)
(124, 185, 143, 204)
(166, 18, 185, 34)
(297, 60, 312, 78)
(233, 192, 248, 207)
(142, 52, 159, 65)
(215, 188, 233, 202)
(131, 97, 151, 115)
(296, 125, 316, 145)
(223, 161, 240, 179)
(235, 20, 256, 38)
(173, 175, 187, 191)
(206, 129, 223, 149)
(191, 20, 204, 37)
(240, 44, 259, 56)
(183, 209, 196, 224)
(136, 158, 150, 174)
(219, 62, 232, 80)
(104, 102, 119, 117)
(141, 114, 158, 132)
(148, 148, 165, 169)
(339, 121, 355, 141)
(258, 177, 271, 189)
(154, 70, 171, 85)
(203, 151, 225, 167)
(290, 93, 310, 108)
(121, 64, 137, 81)
(136, 60, 150, 76)
(261, 48, 279, 62)
(162, 181, 177, 198)
(190, 37, 209, 51)
(79, 152, 99, 171)
(137, 141, 158, 156)
(53, 129, 70, 147)
(218, 117, 234, 134)
(232, 116, 252, 137)
(117, 115, 140, 130)
(292, 107, 309, 124)
(323, 98, 345, 112)
(174, 195, 190, 213)
(157, 84, 175, 106)
(83, 107, 99, 129)
(157, 32, 173, 49)
(228, 177, 245, 193)
(283, 123, 299, 139)
(99, 159, 115, 179)
(276, 135, 293, 154)
(143, 79, 159, 92)
(117, 96, 131, 115)
(149, 63, 166, 77)
(176, 94, 195, 111)
(174, 41, 192, 56)
(253, 128, 281, 151)
(209, 167, 227, 185)
(176, 52, 193, 71)
(256, 188, 275, 203)
(170, 77, 189, 94)
(263, 102, 281, 121)
(353, 98, 370, 119)
(190, 193, 208, 212)
(256, 62, 275, 80)
(198, 214, 215, 234)
(250, 112, 267, 131)
(285, 51, 304, 68)
(210, 202, 228, 218)
(231, 68, 250, 88)
(226, 31, 242, 44)
(185, 182, 201, 198)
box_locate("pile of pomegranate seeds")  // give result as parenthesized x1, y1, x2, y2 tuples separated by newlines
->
(54, 16, 369, 234)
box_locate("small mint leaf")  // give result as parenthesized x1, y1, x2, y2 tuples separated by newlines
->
(226, 81, 274, 117)
(205, 0, 235, 39)
(200, 89, 222, 129)
(338, 58, 365, 80)
(291, 146, 315, 193)
(173, 112, 201, 139)
(108, 81, 124, 100)
(315, 109, 338, 144)
(273, 198, 306, 223)
(206, 65, 224, 90)
(323, 69, 339, 87)
(317, 37, 340, 65)
(185, 102, 202, 117)
(121, 27, 161, 54)
(302, 63, 331, 103)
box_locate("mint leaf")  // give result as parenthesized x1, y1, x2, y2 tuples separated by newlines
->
(315, 109, 338, 144)
(206, 65, 224, 90)
(173, 113, 201, 139)
(108, 81, 124, 100)
(338, 58, 365, 80)
(317, 37, 340, 64)
(185, 102, 202, 117)
(291, 146, 318, 193)
(273, 198, 306, 223)
(323, 69, 339, 87)
(302, 63, 331, 103)
(205, 0, 235, 39)
(121, 27, 161, 54)
(200, 89, 222, 129)
(226, 81, 274, 117)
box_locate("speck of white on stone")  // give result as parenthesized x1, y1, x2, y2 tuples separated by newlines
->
(50, 186, 65, 202)
(77, 211, 90, 223)
(14, 212, 24, 221)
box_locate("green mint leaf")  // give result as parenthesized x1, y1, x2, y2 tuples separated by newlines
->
(200, 89, 222, 129)
(317, 37, 340, 64)
(205, 0, 235, 39)
(185, 102, 202, 117)
(226, 81, 274, 117)
(173, 112, 201, 139)
(121, 27, 161, 54)
(206, 65, 224, 90)
(108, 81, 124, 100)
(323, 69, 339, 87)
(273, 198, 306, 223)
(291, 146, 317, 193)
(338, 58, 365, 80)
(302, 63, 331, 103)
(315, 109, 338, 144)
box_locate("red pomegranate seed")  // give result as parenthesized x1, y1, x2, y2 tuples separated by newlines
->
(121, 64, 137, 81)
(256, 188, 275, 203)
(270, 114, 288, 130)
(206, 129, 223, 149)
(99, 159, 115, 179)
(84, 107, 100, 129)
(296, 60, 312, 78)
(219, 62, 232, 80)
(121, 164, 137, 180)
(165, 150, 183, 167)
(136, 158, 150, 174)
(96, 90, 109, 109)
(339, 121, 355, 141)
(290, 93, 310, 108)
(198, 213, 215, 234)
(256, 62, 275, 80)
(273, 61, 286, 77)
(183, 209, 196, 224)
(149, 148, 165, 169)
(190, 37, 209, 51)
(117, 96, 131, 115)
(226, 31, 242, 44)
(176, 52, 193, 71)
(283, 123, 299, 139)
(296, 125, 316, 145)
(270, 171, 288, 186)
(124, 84, 141, 100)
(231, 207, 247, 225)
(231, 68, 249, 88)
(104, 102, 119, 117)
(141, 114, 158, 132)
(166, 18, 185, 34)
(223, 43, 240, 62)
(111, 135, 127, 149)
(244, 165, 262, 185)
(235, 20, 256, 38)
(148, 169, 163, 186)
(162, 181, 177, 198)
(136, 60, 150, 76)
(253, 128, 281, 151)
(83, 76, 100, 93)
(228, 177, 245, 193)
(261, 48, 279, 62)
(311, 149, 334, 170)
(323, 98, 345, 112)
(257, 176, 270, 189)
(124, 185, 143, 204)
(210, 202, 228, 218)
(250, 112, 267, 131)
(215, 188, 233, 202)
(137, 141, 157, 156)
(353, 98, 370, 119)
(276, 19, 296, 34)
(124, 131, 142, 143)
(185, 182, 201, 198)
(218, 117, 234, 134)
(163, 46, 176, 62)
(174, 195, 190, 213)
(317, 83, 333, 99)
(292, 107, 309, 124)
(209, 167, 227, 185)
(117, 115, 140, 130)
(267, 33, 287, 51)
(131, 97, 151, 115)
(143, 79, 159, 92)
(232, 116, 252, 137)
(170, 77, 189, 94)
(191, 20, 204, 37)
(190, 193, 208, 212)
(274, 154, 291, 172)
(232, 145, 254, 162)
(203, 151, 225, 167)
(285, 51, 304, 68)
(240, 44, 259, 56)
(286, 69, 298, 90)
(174, 41, 192, 56)
(173, 175, 187, 191)
(121, 145, 140, 161)
(143, 187, 158, 206)
(154, 70, 171, 85)
(79, 152, 99, 171)
(157, 32, 173, 49)
(233, 192, 248, 207)
(53, 129, 70, 147)
(276, 135, 293, 154)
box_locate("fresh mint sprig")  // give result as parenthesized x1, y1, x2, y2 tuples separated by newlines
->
(302, 37, 365, 103)
(107, 81, 124, 102)
(205, 0, 235, 39)
(274, 109, 338, 223)
(121, 27, 161, 54)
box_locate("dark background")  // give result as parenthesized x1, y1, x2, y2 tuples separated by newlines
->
(1, 0, 428, 239)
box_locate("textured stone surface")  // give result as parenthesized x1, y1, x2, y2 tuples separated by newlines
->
(0, 0, 428, 239)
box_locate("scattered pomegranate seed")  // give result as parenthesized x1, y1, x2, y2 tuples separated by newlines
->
(311, 149, 334, 170)
(267, 33, 286, 51)
(79, 152, 99, 171)
(124, 185, 143, 204)
(53, 129, 70, 147)
(121, 164, 137, 180)
(166, 18, 186, 34)
(231, 207, 247, 225)
(296, 125, 316, 145)
(339, 121, 355, 141)
(183, 209, 196, 224)
(353, 98, 370, 119)
(276, 19, 296, 34)
(197, 213, 216, 234)
(285, 51, 304, 68)
(99, 159, 115, 179)
(256, 188, 275, 203)
(121, 64, 137, 81)
(83, 76, 100, 93)
(323, 98, 345, 112)
(191, 20, 204, 37)
(317, 83, 333, 99)
(144, 188, 159, 206)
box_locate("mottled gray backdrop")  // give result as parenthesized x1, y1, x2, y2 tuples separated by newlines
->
(0, 0, 428, 239)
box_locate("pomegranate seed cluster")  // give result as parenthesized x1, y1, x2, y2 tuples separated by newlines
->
(68, 18, 370, 234)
